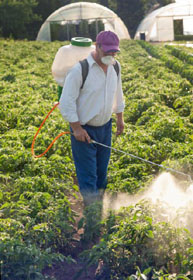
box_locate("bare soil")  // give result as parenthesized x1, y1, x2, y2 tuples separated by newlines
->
(44, 191, 100, 280)
(45, 259, 97, 280)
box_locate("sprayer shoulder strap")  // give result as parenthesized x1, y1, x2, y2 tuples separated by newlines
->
(113, 60, 119, 77)
(79, 59, 89, 89)
(79, 59, 119, 89)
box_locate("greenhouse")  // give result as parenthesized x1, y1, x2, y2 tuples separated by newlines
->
(135, 0, 193, 42)
(36, 2, 130, 42)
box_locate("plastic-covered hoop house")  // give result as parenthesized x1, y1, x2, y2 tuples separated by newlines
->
(135, 0, 193, 42)
(37, 2, 130, 41)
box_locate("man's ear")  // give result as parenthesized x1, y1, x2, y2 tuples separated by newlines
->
(96, 43, 101, 49)
(95, 43, 100, 52)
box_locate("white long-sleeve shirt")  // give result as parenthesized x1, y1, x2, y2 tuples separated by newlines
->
(59, 53, 125, 126)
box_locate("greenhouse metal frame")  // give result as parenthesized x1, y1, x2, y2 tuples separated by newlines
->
(37, 2, 130, 41)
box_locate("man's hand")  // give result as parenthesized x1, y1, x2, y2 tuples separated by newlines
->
(73, 127, 91, 142)
(116, 112, 124, 136)
(70, 122, 91, 143)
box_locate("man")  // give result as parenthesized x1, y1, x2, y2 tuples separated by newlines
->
(59, 31, 125, 205)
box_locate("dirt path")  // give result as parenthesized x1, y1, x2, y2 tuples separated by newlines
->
(44, 191, 100, 280)
(46, 259, 97, 280)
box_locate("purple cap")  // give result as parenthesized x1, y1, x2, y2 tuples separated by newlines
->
(96, 31, 120, 52)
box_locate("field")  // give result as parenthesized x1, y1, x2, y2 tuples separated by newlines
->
(0, 39, 193, 280)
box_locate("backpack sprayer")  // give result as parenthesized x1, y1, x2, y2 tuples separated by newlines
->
(31, 38, 193, 184)
(31, 37, 94, 158)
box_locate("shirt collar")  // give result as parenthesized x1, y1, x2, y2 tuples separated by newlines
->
(87, 53, 97, 67)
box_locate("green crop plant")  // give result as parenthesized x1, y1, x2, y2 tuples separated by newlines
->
(83, 202, 193, 279)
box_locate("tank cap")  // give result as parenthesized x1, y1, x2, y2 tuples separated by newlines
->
(71, 37, 92, 47)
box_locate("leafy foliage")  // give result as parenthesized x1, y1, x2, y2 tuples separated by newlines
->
(84, 202, 193, 279)
(0, 39, 193, 279)
(0, 0, 41, 39)
(0, 39, 77, 279)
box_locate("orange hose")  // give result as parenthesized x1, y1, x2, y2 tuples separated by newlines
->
(31, 102, 70, 158)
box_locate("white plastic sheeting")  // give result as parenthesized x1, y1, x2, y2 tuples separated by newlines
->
(135, 0, 193, 41)
(37, 2, 130, 41)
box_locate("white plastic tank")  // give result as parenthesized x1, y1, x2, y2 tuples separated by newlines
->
(52, 37, 95, 87)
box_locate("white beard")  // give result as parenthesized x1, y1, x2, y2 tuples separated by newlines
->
(101, 56, 115, 65)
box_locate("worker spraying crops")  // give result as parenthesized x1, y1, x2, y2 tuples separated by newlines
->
(57, 31, 125, 206)
(31, 32, 192, 208)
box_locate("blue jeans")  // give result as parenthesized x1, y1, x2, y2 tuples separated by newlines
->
(70, 119, 112, 199)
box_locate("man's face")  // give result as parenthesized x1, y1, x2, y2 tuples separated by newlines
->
(96, 44, 118, 65)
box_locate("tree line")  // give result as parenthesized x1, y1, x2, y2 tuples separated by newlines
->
(0, 0, 174, 40)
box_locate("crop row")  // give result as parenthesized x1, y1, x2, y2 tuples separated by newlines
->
(165, 45, 193, 65)
(138, 40, 193, 84)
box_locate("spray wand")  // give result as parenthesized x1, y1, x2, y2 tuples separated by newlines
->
(31, 104, 192, 183)
(91, 139, 193, 184)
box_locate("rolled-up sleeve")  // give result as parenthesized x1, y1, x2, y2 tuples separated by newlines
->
(58, 64, 82, 123)
(112, 62, 125, 113)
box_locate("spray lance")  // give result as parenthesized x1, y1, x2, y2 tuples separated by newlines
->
(90, 140, 193, 184)
(31, 38, 193, 184)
